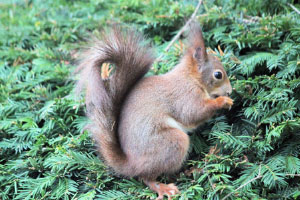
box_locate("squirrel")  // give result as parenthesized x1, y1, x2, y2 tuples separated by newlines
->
(76, 24, 233, 200)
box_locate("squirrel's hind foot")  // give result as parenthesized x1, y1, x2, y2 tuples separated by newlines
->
(144, 180, 180, 200)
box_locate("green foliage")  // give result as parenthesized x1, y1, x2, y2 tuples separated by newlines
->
(1, 0, 300, 199)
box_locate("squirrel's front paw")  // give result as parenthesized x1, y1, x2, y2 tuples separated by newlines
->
(216, 96, 233, 110)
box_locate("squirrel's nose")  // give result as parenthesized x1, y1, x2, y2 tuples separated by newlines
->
(227, 90, 232, 96)
(227, 84, 233, 96)
(226, 88, 232, 96)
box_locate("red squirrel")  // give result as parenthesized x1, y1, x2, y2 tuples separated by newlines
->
(76, 24, 233, 200)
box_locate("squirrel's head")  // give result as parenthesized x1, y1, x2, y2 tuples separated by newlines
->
(185, 24, 232, 99)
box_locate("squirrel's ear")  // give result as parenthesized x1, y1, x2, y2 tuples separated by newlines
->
(187, 23, 208, 63)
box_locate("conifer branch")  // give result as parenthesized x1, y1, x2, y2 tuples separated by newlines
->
(285, 174, 300, 177)
(237, 13, 260, 24)
(221, 165, 262, 200)
(204, 159, 215, 190)
(288, 3, 300, 15)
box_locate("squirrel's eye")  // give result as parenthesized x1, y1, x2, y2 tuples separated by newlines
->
(214, 71, 223, 80)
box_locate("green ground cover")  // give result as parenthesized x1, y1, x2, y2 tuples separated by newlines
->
(1, 0, 300, 199)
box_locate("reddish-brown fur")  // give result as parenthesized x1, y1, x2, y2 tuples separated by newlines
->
(76, 24, 233, 200)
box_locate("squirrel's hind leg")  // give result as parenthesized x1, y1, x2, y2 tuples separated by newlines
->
(139, 128, 189, 199)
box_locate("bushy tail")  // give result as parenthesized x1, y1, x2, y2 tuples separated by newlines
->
(76, 26, 154, 174)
